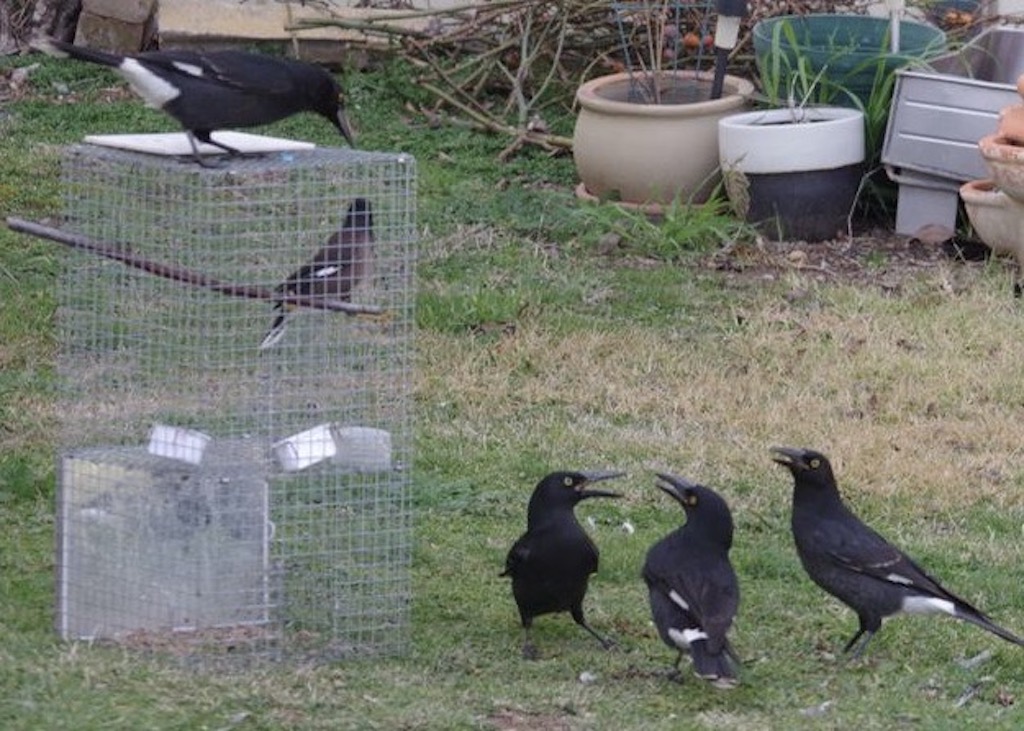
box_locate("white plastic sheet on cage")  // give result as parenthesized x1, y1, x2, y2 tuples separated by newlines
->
(82, 131, 316, 158)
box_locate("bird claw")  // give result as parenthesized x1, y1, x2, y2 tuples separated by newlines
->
(179, 154, 227, 169)
(521, 642, 540, 661)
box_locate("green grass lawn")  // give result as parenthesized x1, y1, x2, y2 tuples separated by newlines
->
(2, 54, 1024, 730)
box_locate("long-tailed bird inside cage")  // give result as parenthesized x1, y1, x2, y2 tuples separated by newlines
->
(771, 446, 1024, 659)
(643, 473, 740, 688)
(34, 39, 355, 163)
(258, 197, 374, 350)
(501, 470, 624, 659)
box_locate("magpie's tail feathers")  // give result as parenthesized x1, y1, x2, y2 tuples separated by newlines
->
(690, 642, 739, 689)
(32, 37, 124, 67)
(956, 606, 1024, 647)
(258, 308, 289, 350)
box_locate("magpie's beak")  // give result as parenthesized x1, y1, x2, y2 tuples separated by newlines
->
(770, 446, 808, 469)
(655, 472, 698, 503)
(334, 109, 356, 147)
(577, 470, 625, 500)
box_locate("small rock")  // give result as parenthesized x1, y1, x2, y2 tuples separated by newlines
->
(912, 223, 955, 245)
(799, 700, 833, 717)
(597, 232, 622, 255)
(956, 649, 993, 670)
(9, 63, 39, 89)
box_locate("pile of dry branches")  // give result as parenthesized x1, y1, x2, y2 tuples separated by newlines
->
(290, 0, 880, 156)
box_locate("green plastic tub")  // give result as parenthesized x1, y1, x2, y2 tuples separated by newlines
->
(752, 14, 947, 107)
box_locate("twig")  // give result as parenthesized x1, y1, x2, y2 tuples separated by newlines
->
(5, 217, 384, 315)
(286, 16, 435, 41)
(416, 83, 572, 150)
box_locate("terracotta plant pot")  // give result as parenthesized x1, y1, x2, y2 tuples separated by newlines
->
(979, 133, 1024, 204)
(960, 179, 1024, 258)
(996, 105, 1024, 146)
(718, 106, 866, 242)
(573, 71, 754, 208)
(960, 178, 1024, 293)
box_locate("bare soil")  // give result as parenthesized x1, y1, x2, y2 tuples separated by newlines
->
(704, 225, 1001, 292)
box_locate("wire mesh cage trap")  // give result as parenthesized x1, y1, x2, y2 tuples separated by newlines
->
(54, 143, 416, 662)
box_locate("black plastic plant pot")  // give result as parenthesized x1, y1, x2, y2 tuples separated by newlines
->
(742, 164, 865, 242)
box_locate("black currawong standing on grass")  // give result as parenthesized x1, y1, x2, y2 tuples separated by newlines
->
(501, 470, 624, 659)
(772, 446, 1024, 659)
(643, 473, 740, 688)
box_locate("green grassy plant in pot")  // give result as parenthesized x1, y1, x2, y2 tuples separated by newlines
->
(744, 12, 947, 228)
(751, 14, 947, 110)
(718, 12, 946, 241)
(573, 0, 754, 211)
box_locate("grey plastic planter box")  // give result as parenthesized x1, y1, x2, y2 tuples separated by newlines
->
(882, 26, 1024, 233)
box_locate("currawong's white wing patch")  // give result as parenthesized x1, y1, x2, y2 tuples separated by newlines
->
(667, 627, 707, 650)
(901, 596, 956, 616)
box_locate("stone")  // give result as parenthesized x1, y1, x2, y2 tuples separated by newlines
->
(82, 0, 156, 24)
(75, 9, 156, 53)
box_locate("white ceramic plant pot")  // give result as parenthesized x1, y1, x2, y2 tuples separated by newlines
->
(718, 106, 866, 241)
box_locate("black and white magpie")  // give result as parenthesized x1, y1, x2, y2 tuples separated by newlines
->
(35, 39, 355, 162)
(258, 197, 374, 350)
(643, 473, 740, 688)
(772, 446, 1024, 658)
(501, 470, 624, 659)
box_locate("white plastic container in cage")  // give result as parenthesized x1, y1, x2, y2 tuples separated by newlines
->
(272, 423, 393, 472)
(57, 446, 272, 641)
(272, 423, 337, 472)
(147, 424, 211, 465)
(333, 426, 392, 472)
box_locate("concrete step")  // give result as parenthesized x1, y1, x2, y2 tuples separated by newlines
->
(157, 0, 448, 62)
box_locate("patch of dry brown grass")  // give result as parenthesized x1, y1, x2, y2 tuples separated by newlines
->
(417, 266, 1024, 513)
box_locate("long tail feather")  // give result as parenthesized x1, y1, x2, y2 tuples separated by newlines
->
(957, 607, 1024, 647)
(690, 642, 739, 688)
(258, 307, 289, 350)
